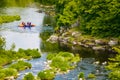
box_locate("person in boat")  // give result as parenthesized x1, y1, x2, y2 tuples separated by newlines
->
(26, 22, 31, 29)
(21, 22, 27, 29)
(22, 22, 25, 26)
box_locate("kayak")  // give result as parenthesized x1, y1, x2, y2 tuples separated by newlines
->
(18, 24, 35, 27)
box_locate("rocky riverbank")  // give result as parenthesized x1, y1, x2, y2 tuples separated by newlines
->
(47, 28, 119, 53)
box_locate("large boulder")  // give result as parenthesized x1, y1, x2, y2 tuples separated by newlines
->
(95, 40, 106, 45)
(72, 31, 81, 38)
(108, 40, 118, 46)
(47, 35, 58, 43)
(92, 46, 105, 51)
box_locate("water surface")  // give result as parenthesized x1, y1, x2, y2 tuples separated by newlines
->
(0, 7, 44, 50)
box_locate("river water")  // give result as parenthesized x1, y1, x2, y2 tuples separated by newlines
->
(0, 7, 111, 80)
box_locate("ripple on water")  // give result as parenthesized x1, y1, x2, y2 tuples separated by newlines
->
(16, 53, 47, 80)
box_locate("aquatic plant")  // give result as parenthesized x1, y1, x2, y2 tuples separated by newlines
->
(78, 72, 85, 80)
(23, 73, 35, 80)
(37, 69, 55, 80)
(87, 73, 96, 79)
(9, 60, 31, 71)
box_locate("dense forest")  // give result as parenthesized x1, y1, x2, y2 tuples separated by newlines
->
(38, 0, 120, 38)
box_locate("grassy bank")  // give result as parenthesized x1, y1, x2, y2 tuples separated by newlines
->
(0, 15, 21, 24)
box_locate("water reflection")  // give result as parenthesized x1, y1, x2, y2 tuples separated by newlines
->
(42, 15, 56, 27)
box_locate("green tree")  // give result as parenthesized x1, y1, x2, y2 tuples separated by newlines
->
(56, 0, 80, 30)
(79, 0, 120, 37)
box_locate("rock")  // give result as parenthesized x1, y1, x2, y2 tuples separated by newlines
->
(5, 76, 15, 80)
(108, 40, 118, 46)
(47, 35, 58, 43)
(92, 46, 105, 51)
(93, 61, 100, 65)
(72, 31, 81, 38)
(72, 41, 77, 45)
(61, 37, 70, 44)
(79, 78, 84, 80)
(95, 40, 106, 45)
(85, 42, 95, 47)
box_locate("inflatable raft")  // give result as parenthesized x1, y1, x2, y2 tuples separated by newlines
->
(18, 24, 35, 27)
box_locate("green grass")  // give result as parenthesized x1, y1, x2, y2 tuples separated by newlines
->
(0, 15, 21, 24)
(9, 61, 31, 71)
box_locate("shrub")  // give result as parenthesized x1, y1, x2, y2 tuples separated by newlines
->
(57, 52, 74, 61)
(47, 52, 80, 72)
(23, 73, 35, 80)
(78, 72, 84, 78)
(47, 53, 57, 60)
(9, 61, 31, 71)
(37, 70, 55, 80)
(18, 48, 41, 58)
(51, 56, 69, 71)
(0, 68, 18, 79)
(109, 70, 120, 80)
(106, 46, 120, 80)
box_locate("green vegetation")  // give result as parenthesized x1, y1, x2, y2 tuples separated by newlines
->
(78, 72, 85, 79)
(0, 36, 41, 79)
(43, 15, 56, 27)
(9, 61, 31, 71)
(23, 73, 35, 80)
(47, 52, 80, 71)
(18, 48, 41, 58)
(35, 0, 55, 5)
(36, 52, 80, 80)
(106, 46, 120, 80)
(37, 70, 55, 80)
(1, 0, 34, 7)
(0, 68, 18, 79)
(52, 0, 120, 38)
(0, 15, 21, 24)
(87, 73, 96, 79)
(0, 48, 41, 66)
(0, 36, 6, 50)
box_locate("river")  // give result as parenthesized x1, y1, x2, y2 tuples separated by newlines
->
(0, 5, 112, 80)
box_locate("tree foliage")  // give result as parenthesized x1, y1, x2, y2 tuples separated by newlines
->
(35, 0, 55, 5)
(106, 46, 120, 80)
(78, 0, 120, 37)
(54, 0, 120, 37)
(55, 0, 79, 29)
